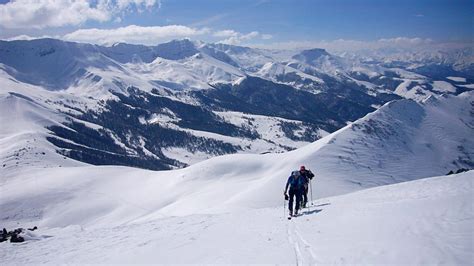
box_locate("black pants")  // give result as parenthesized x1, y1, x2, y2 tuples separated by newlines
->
(288, 189, 303, 212)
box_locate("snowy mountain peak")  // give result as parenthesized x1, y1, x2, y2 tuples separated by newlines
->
(292, 48, 331, 62)
(154, 39, 199, 60)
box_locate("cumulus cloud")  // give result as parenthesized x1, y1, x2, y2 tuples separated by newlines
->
(4, 34, 60, 41)
(63, 24, 210, 45)
(66, 27, 270, 45)
(213, 30, 239, 38)
(1, 24, 273, 46)
(216, 30, 262, 45)
(0, 0, 161, 29)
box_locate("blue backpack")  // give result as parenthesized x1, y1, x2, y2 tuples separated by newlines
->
(287, 171, 305, 191)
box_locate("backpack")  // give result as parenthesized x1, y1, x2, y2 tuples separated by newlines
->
(288, 171, 305, 190)
(300, 169, 314, 183)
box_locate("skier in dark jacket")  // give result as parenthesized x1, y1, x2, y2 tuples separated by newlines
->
(284, 170, 306, 217)
(299, 165, 315, 208)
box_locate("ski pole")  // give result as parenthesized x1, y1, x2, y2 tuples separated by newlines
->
(310, 180, 314, 206)
(306, 188, 311, 214)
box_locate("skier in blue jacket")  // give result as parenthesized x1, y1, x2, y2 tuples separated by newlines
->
(284, 170, 306, 217)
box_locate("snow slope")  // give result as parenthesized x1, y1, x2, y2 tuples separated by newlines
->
(1, 171, 472, 264)
(1, 91, 472, 229)
(1, 90, 472, 264)
(0, 66, 321, 168)
(309, 91, 474, 190)
(0, 70, 87, 175)
(0, 39, 244, 97)
(447, 76, 467, 83)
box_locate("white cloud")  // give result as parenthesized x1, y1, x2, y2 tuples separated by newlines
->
(218, 31, 260, 45)
(0, 0, 161, 29)
(2, 25, 273, 46)
(214, 30, 272, 43)
(213, 30, 239, 38)
(116, 0, 160, 10)
(4, 34, 60, 41)
(63, 25, 210, 45)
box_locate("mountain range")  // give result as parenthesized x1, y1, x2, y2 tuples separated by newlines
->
(0, 38, 473, 170)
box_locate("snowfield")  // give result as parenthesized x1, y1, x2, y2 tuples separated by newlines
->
(447, 76, 467, 83)
(432, 80, 457, 93)
(1, 171, 472, 264)
(1, 91, 473, 264)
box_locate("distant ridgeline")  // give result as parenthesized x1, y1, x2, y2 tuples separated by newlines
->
(0, 39, 472, 170)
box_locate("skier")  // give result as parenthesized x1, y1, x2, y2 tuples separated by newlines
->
(299, 165, 315, 208)
(284, 170, 306, 217)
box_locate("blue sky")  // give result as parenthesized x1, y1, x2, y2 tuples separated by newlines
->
(0, 0, 472, 48)
(155, 0, 473, 42)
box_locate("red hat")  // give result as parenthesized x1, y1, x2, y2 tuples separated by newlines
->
(300, 165, 305, 170)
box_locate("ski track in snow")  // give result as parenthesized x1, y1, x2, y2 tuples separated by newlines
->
(287, 218, 319, 265)
(287, 222, 304, 265)
(294, 222, 319, 264)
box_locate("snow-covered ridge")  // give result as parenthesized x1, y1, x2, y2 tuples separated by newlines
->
(305, 91, 474, 189)
(1, 38, 472, 98)
(1, 91, 472, 228)
(0, 65, 325, 169)
(0, 38, 472, 170)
